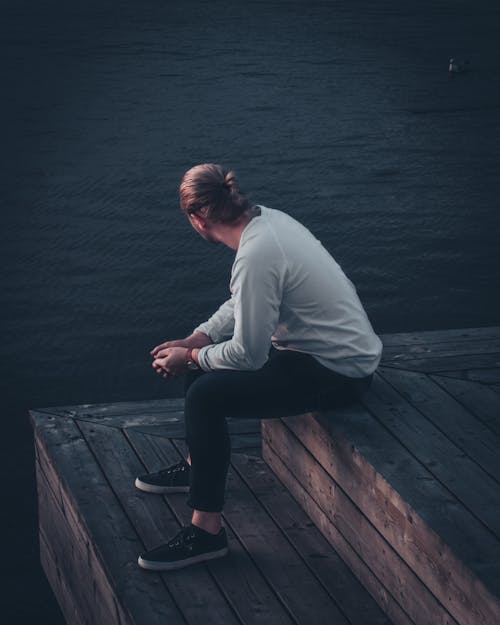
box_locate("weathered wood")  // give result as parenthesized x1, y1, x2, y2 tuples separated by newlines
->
(75, 411, 185, 429)
(34, 406, 185, 429)
(125, 429, 297, 625)
(270, 406, 500, 625)
(76, 420, 240, 625)
(136, 428, 261, 450)
(380, 352, 500, 373)
(39, 404, 262, 438)
(125, 421, 187, 438)
(429, 374, 500, 437)
(261, 440, 415, 625)
(381, 338, 500, 363)
(176, 438, 355, 625)
(37, 465, 126, 625)
(379, 326, 500, 348)
(377, 368, 500, 482)
(31, 412, 186, 625)
(39, 530, 87, 625)
(262, 418, 458, 625)
(32, 326, 500, 625)
(228, 417, 263, 434)
(363, 373, 500, 536)
(231, 451, 393, 625)
(125, 419, 262, 450)
(35, 397, 185, 419)
(129, 417, 262, 439)
(434, 368, 500, 385)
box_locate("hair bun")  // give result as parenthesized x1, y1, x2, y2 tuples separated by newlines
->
(180, 163, 250, 224)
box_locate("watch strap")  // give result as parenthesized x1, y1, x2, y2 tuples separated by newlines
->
(185, 347, 200, 369)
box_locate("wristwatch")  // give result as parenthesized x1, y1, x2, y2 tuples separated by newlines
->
(185, 347, 200, 370)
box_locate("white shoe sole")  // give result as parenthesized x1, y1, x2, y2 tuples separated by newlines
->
(134, 477, 190, 494)
(138, 546, 229, 571)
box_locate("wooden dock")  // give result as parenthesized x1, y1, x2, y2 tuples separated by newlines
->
(30, 326, 500, 625)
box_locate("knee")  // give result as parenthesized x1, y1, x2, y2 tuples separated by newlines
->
(184, 377, 227, 444)
(183, 368, 205, 396)
(184, 374, 222, 424)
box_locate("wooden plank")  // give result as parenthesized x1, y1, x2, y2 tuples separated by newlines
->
(124, 429, 297, 625)
(230, 434, 263, 450)
(227, 417, 262, 434)
(128, 417, 262, 439)
(382, 338, 500, 363)
(37, 464, 126, 625)
(76, 420, 240, 625)
(377, 368, 500, 483)
(125, 425, 261, 450)
(231, 451, 394, 625)
(278, 407, 500, 625)
(34, 397, 185, 419)
(239, 445, 262, 458)
(31, 412, 185, 625)
(39, 530, 87, 625)
(71, 411, 185, 429)
(431, 369, 500, 385)
(429, 375, 500, 437)
(262, 440, 413, 625)
(124, 422, 186, 438)
(379, 352, 500, 373)
(362, 373, 500, 537)
(262, 419, 456, 625)
(379, 327, 500, 348)
(173, 438, 354, 625)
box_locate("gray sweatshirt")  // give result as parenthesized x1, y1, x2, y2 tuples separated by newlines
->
(193, 204, 383, 378)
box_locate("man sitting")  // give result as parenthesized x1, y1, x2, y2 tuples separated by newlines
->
(135, 162, 382, 571)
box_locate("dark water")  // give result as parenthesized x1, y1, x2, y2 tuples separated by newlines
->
(2, 1, 499, 622)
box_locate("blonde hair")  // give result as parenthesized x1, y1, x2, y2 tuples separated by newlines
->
(179, 163, 252, 224)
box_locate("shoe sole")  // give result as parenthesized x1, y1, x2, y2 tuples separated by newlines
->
(134, 477, 190, 494)
(138, 546, 229, 571)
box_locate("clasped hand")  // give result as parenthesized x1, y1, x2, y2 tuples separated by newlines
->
(151, 346, 188, 379)
(149, 332, 212, 379)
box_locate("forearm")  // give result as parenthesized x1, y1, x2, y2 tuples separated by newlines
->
(194, 254, 282, 372)
(188, 330, 213, 348)
(196, 334, 270, 371)
(192, 297, 235, 343)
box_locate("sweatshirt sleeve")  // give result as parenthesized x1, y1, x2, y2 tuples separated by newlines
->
(192, 297, 235, 343)
(197, 249, 284, 371)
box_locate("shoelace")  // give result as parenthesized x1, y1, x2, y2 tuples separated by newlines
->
(168, 525, 197, 549)
(159, 460, 188, 477)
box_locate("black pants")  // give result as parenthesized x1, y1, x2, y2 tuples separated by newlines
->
(183, 345, 373, 512)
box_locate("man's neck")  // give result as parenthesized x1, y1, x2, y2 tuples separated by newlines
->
(218, 205, 261, 250)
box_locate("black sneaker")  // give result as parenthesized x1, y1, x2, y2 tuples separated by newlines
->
(138, 523, 229, 571)
(135, 458, 190, 494)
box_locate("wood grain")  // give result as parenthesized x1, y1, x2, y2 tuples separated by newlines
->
(262, 418, 458, 625)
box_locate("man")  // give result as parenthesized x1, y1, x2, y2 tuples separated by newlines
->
(135, 163, 383, 571)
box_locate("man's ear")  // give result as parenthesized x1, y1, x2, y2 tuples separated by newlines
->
(190, 212, 209, 231)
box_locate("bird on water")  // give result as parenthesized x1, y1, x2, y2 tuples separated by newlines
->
(448, 58, 470, 74)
